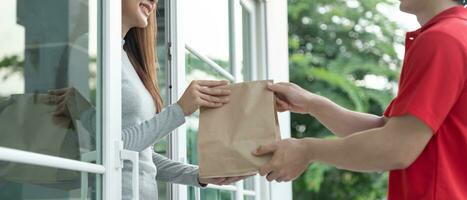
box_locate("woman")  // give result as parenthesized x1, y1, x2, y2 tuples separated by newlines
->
(49, 0, 247, 199)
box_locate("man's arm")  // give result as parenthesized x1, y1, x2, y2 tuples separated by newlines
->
(306, 115, 431, 172)
(252, 115, 432, 182)
(268, 82, 387, 137)
(309, 96, 388, 137)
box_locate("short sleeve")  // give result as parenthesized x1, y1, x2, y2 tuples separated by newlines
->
(385, 31, 466, 133)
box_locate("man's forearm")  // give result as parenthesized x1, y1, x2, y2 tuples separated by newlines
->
(302, 127, 411, 172)
(308, 96, 387, 137)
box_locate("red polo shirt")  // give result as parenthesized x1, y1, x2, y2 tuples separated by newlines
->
(384, 6, 467, 200)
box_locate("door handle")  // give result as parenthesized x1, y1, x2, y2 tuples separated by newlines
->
(121, 149, 139, 200)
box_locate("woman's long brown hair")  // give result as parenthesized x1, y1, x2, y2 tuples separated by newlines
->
(123, 13, 163, 113)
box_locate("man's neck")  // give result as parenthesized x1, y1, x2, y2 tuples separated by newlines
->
(416, 2, 460, 25)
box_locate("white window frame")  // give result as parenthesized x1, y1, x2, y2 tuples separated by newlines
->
(166, 0, 188, 200)
(262, 0, 292, 199)
(166, 0, 291, 200)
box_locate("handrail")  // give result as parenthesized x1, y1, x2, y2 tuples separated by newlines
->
(185, 44, 236, 82)
(0, 147, 105, 174)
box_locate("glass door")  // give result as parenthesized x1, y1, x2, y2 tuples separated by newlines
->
(0, 0, 124, 199)
(167, 0, 268, 199)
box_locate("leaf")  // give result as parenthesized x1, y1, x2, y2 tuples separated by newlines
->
(306, 67, 368, 112)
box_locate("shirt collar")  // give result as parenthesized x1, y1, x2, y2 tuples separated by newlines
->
(408, 6, 467, 37)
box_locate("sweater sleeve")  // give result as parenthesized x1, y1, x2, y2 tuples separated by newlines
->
(71, 101, 185, 152)
(152, 152, 205, 187)
(122, 103, 186, 152)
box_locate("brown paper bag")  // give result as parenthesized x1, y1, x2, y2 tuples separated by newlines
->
(198, 80, 281, 178)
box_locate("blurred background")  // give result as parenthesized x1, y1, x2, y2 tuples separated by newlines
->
(287, 0, 417, 199)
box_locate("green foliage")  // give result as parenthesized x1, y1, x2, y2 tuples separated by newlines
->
(288, 0, 404, 199)
(185, 53, 230, 80)
(0, 55, 23, 81)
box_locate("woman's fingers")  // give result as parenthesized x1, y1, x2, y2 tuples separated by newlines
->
(198, 99, 224, 108)
(200, 177, 226, 185)
(228, 177, 244, 183)
(218, 176, 247, 185)
(48, 87, 71, 96)
(195, 81, 231, 108)
(199, 93, 230, 104)
(198, 86, 231, 96)
(53, 102, 69, 117)
(196, 80, 229, 87)
(212, 178, 226, 185)
(218, 178, 234, 185)
(47, 94, 66, 105)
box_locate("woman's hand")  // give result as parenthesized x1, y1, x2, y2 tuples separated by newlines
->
(177, 80, 231, 116)
(46, 87, 78, 129)
(198, 175, 251, 186)
(47, 87, 74, 118)
(47, 87, 90, 119)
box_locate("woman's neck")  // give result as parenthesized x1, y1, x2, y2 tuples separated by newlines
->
(122, 24, 129, 40)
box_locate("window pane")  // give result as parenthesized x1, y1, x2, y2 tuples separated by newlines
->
(188, 186, 196, 200)
(186, 51, 231, 82)
(243, 176, 255, 190)
(0, 161, 100, 199)
(185, 52, 228, 166)
(188, 187, 237, 200)
(240, 6, 254, 81)
(201, 189, 235, 200)
(0, 0, 101, 163)
(241, 6, 258, 189)
(184, 0, 231, 72)
(244, 195, 255, 200)
(184, 1, 259, 199)
(156, 0, 169, 104)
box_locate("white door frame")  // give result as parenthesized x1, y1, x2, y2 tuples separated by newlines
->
(167, 0, 189, 199)
(262, 0, 292, 200)
(102, 0, 123, 198)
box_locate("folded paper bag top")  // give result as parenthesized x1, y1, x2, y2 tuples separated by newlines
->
(198, 80, 281, 178)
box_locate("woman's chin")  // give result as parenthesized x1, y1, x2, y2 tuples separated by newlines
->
(134, 17, 149, 28)
(139, 21, 149, 28)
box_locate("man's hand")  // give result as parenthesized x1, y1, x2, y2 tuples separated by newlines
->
(198, 175, 250, 186)
(267, 82, 322, 114)
(252, 138, 312, 182)
(269, 82, 387, 137)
